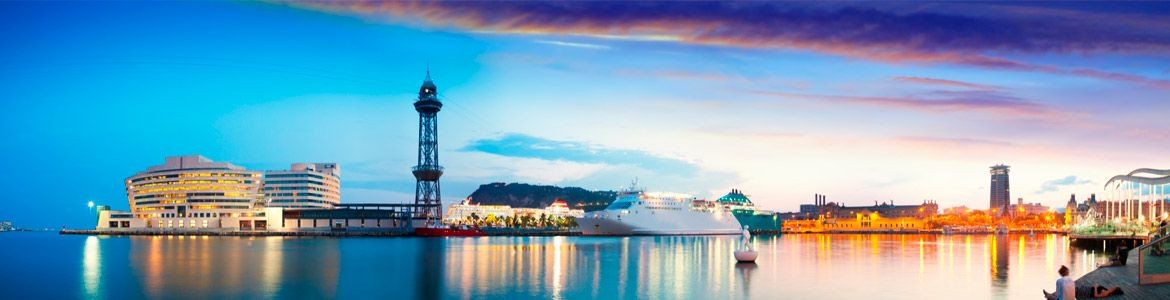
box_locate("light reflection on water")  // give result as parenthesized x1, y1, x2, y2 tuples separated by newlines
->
(82, 236, 101, 299)
(4, 233, 1114, 299)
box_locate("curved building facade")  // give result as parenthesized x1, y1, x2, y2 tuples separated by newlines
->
(264, 163, 341, 209)
(126, 155, 263, 222)
(1102, 168, 1170, 221)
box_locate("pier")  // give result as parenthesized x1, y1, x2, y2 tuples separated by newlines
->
(1075, 251, 1170, 299)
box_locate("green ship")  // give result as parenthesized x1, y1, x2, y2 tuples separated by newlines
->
(716, 189, 782, 233)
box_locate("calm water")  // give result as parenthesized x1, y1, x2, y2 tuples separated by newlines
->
(0, 232, 1112, 299)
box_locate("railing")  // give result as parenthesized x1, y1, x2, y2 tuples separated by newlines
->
(1136, 224, 1170, 284)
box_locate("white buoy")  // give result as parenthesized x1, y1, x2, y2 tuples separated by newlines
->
(735, 225, 758, 263)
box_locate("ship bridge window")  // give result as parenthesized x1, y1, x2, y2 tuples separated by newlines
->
(608, 202, 633, 210)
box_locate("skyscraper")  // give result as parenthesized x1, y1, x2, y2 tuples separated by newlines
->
(989, 164, 1010, 216)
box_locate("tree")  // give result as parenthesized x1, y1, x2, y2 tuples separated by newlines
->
(484, 214, 499, 227)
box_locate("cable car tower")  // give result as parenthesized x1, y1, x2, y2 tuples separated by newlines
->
(412, 70, 443, 225)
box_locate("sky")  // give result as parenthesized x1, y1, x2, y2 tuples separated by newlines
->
(2, 1, 1168, 228)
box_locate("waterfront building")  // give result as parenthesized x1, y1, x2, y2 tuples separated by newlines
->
(789, 194, 938, 220)
(443, 199, 584, 225)
(782, 210, 926, 233)
(0, 221, 12, 231)
(990, 164, 1011, 216)
(125, 155, 264, 225)
(1102, 168, 1170, 221)
(1008, 198, 1050, 216)
(943, 206, 972, 215)
(264, 163, 341, 209)
(445, 199, 514, 223)
(780, 195, 936, 232)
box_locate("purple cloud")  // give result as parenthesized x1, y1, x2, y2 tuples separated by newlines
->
(290, 1, 1170, 87)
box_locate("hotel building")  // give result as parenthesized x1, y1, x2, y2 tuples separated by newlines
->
(444, 199, 585, 225)
(126, 155, 264, 226)
(264, 163, 341, 209)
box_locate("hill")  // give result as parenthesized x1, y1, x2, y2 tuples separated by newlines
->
(466, 182, 616, 212)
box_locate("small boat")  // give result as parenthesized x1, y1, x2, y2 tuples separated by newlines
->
(415, 224, 485, 237)
(995, 224, 1009, 235)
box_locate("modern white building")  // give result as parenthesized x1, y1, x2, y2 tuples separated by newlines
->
(97, 155, 416, 233)
(443, 199, 585, 224)
(264, 163, 341, 209)
(122, 155, 265, 229)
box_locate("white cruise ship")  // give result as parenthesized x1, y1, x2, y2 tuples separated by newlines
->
(578, 185, 742, 235)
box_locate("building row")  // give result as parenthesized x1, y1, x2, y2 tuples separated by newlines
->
(99, 155, 363, 231)
(443, 199, 585, 225)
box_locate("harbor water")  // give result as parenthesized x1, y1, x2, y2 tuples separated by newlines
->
(0, 232, 1112, 299)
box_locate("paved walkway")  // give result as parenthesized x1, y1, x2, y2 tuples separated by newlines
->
(1075, 251, 1170, 299)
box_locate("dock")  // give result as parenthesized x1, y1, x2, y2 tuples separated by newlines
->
(1075, 251, 1170, 299)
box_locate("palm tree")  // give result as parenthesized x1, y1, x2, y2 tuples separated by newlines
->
(484, 214, 498, 227)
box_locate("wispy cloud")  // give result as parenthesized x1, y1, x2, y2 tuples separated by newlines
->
(752, 89, 1061, 120)
(461, 133, 699, 176)
(289, 1, 1170, 88)
(1036, 175, 1094, 194)
(893, 76, 1001, 90)
(534, 39, 611, 50)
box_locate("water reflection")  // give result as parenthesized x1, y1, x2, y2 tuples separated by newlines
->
(128, 236, 339, 298)
(82, 236, 101, 299)
(991, 234, 1009, 283)
(56, 233, 1117, 299)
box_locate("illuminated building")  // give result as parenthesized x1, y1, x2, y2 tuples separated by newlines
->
(264, 163, 341, 209)
(126, 155, 264, 222)
(98, 155, 272, 230)
(990, 164, 1011, 216)
(1008, 198, 1050, 216)
(782, 210, 926, 233)
(790, 194, 938, 220)
(443, 199, 585, 225)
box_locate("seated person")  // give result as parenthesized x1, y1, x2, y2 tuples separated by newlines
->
(1045, 285, 1124, 299)
(1099, 245, 1131, 267)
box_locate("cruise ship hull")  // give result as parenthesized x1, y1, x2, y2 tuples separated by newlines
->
(578, 210, 742, 236)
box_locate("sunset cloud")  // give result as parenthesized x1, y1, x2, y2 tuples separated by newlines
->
(752, 90, 1061, 120)
(289, 1, 1170, 88)
(893, 76, 1000, 90)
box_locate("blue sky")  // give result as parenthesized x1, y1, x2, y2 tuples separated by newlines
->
(2, 1, 1169, 228)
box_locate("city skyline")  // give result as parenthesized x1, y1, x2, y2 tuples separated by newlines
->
(3, 2, 1169, 228)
